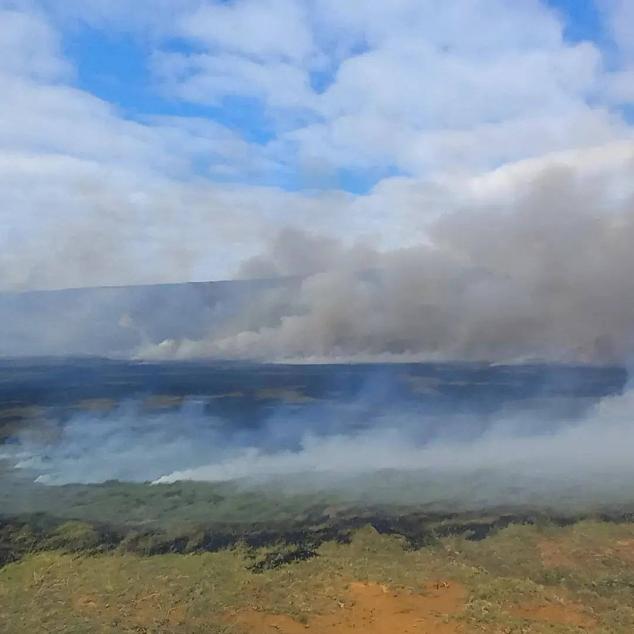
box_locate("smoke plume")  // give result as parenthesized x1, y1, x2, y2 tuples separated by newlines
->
(141, 156, 634, 364)
(2, 145, 633, 364)
(5, 374, 634, 511)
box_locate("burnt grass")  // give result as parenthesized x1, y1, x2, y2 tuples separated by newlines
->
(4, 507, 633, 572)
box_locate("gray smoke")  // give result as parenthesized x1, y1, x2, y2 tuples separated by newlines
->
(141, 159, 634, 364)
(1, 149, 633, 364)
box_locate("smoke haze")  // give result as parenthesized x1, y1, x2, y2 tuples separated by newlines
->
(4, 363, 634, 511)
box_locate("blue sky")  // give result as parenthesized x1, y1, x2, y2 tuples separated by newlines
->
(66, 30, 278, 142)
(62, 23, 385, 192)
(0, 0, 633, 290)
(65, 2, 607, 112)
(52, 0, 630, 194)
(549, 0, 604, 43)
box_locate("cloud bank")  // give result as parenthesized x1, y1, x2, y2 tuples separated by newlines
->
(1, 0, 633, 294)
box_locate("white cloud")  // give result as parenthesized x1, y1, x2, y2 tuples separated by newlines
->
(152, 0, 623, 176)
(0, 9, 69, 79)
(0, 1, 633, 295)
(312, 0, 563, 52)
(601, 0, 634, 61)
(597, 0, 634, 106)
(179, 0, 314, 62)
(5, 0, 200, 35)
(153, 51, 316, 111)
(0, 7, 294, 290)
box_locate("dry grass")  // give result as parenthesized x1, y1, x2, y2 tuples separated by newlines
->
(3, 521, 634, 633)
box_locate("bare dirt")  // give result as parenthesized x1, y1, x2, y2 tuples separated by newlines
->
(234, 579, 601, 633)
(232, 580, 466, 633)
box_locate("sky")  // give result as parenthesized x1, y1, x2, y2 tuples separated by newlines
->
(1, 0, 633, 291)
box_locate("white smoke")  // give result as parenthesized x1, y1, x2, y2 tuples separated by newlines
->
(7, 375, 634, 510)
(154, 387, 634, 486)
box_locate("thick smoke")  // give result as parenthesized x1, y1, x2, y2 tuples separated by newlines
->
(140, 157, 634, 364)
(1, 148, 633, 363)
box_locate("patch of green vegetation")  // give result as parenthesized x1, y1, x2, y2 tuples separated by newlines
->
(43, 521, 103, 553)
(0, 476, 358, 529)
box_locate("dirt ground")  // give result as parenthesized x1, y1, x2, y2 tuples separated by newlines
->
(233, 581, 466, 633)
(232, 579, 600, 633)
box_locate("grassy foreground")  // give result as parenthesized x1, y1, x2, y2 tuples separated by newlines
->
(3, 519, 634, 633)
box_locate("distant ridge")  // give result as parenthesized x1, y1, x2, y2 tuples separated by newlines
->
(0, 277, 294, 358)
(0, 275, 297, 296)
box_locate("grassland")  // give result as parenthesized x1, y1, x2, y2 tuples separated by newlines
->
(3, 519, 634, 632)
(2, 360, 632, 632)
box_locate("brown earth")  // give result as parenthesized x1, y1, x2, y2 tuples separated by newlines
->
(234, 580, 601, 633)
(232, 580, 466, 633)
(512, 601, 597, 629)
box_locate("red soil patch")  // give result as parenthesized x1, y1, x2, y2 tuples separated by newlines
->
(232, 581, 466, 633)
